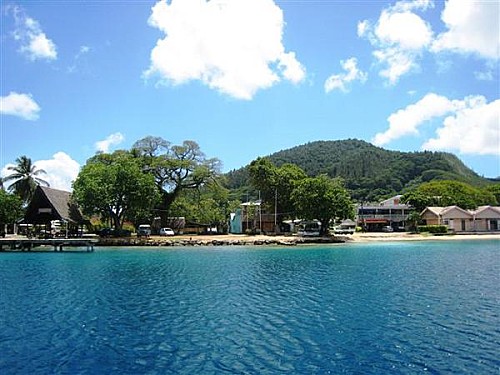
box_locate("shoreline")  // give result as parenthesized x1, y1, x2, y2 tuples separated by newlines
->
(96, 232, 500, 247)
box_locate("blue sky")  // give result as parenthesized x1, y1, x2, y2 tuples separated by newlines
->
(1, 0, 499, 191)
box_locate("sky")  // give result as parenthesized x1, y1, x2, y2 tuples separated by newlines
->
(1, 0, 499, 191)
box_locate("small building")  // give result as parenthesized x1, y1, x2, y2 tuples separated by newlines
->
(421, 206, 474, 232)
(23, 186, 87, 236)
(471, 206, 500, 232)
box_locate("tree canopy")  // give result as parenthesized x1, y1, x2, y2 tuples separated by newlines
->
(132, 136, 221, 223)
(291, 175, 353, 235)
(248, 157, 307, 220)
(72, 151, 159, 230)
(0, 190, 23, 226)
(402, 180, 497, 211)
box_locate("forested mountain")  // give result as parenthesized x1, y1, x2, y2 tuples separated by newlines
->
(225, 139, 493, 202)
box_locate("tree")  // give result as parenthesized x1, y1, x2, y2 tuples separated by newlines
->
(0, 190, 23, 231)
(291, 175, 353, 235)
(402, 180, 496, 210)
(483, 184, 500, 205)
(132, 137, 221, 223)
(169, 177, 240, 233)
(248, 157, 306, 220)
(72, 151, 160, 231)
(3, 156, 49, 203)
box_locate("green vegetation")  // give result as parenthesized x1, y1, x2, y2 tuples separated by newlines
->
(3, 138, 498, 234)
(290, 175, 353, 235)
(3, 155, 49, 203)
(226, 139, 493, 202)
(0, 190, 23, 229)
(417, 225, 448, 234)
(248, 157, 307, 218)
(247, 157, 353, 233)
(131, 136, 221, 225)
(402, 180, 497, 211)
(72, 151, 160, 231)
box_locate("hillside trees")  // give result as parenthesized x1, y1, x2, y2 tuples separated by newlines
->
(132, 136, 221, 224)
(402, 180, 496, 211)
(72, 151, 160, 231)
(291, 175, 353, 235)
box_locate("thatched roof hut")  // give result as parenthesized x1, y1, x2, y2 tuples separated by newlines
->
(24, 186, 86, 225)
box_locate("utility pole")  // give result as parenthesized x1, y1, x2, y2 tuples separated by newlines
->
(274, 188, 278, 233)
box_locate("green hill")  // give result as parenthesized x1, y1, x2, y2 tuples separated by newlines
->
(226, 139, 492, 202)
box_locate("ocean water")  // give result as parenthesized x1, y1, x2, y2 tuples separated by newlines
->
(0, 240, 498, 374)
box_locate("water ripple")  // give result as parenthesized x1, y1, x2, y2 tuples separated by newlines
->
(0, 242, 499, 374)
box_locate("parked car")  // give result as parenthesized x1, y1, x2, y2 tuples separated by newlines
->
(159, 227, 175, 236)
(137, 224, 152, 237)
(382, 226, 394, 232)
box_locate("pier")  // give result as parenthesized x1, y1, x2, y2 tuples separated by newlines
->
(0, 238, 97, 252)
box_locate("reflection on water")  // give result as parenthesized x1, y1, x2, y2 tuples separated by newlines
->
(0, 240, 499, 374)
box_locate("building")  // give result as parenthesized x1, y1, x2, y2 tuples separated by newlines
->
(357, 195, 411, 231)
(420, 205, 500, 233)
(473, 206, 500, 231)
(420, 206, 474, 232)
(23, 186, 87, 236)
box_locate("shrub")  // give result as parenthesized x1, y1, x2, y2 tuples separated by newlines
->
(417, 225, 448, 234)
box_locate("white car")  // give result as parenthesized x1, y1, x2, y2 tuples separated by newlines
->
(159, 227, 175, 236)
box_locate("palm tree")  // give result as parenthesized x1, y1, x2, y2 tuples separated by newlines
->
(3, 156, 49, 203)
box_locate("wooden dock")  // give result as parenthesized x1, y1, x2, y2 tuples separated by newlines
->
(0, 238, 98, 252)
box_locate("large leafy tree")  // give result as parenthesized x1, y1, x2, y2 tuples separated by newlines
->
(132, 136, 221, 223)
(3, 156, 49, 203)
(170, 177, 240, 233)
(0, 190, 23, 227)
(248, 157, 306, 219)
(291, 175, 353, 235)
(72, 151, 160, 231)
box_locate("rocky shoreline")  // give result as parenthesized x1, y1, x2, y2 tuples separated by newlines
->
(97, 235, 347, 247)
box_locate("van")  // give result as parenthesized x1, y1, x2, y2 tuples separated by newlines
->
(137, 224, 151, 237)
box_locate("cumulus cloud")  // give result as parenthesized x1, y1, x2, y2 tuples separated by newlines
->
(324, 58, 367, 93)
(432, 0, 499, 60)
(358, 0, 433, 84)
(95, 132, 125, 153)
(373, 93, 456, 146)
(2, 152, 80, 192)
(11, 6, 57, 61)
(372, 93, 500, 156)
(143, 0, 305, 100)
(423, 98, 500, 155)
(359, 0, 499, 85)
(0, 92, 41, 120)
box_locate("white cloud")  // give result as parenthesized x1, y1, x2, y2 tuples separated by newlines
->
(373, 93, 500, 156)
(95, 132, 125, 153)
(0, 92, 41, 120)
(423, 98, 500, 155)
(11, 7, 57, 61)
(143, 0, 305, 100)
(2, 152, 80, 192)
(358, 0, 433, 84)
(432, 0, 499, 60)
(373, 93, 456, 146)
(324, 58, 367, 93)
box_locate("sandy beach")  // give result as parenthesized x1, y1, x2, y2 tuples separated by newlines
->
(150, 231, 500, 245)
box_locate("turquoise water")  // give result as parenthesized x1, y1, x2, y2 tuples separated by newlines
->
(0, 240, 498, 374)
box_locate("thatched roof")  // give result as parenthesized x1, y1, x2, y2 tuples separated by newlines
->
(24, 186, 85, 224)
